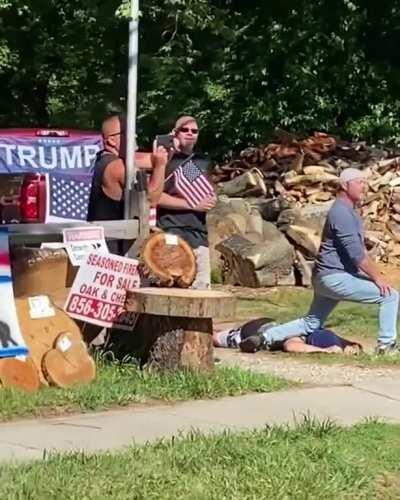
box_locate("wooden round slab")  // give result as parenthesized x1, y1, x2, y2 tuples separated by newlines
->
(53, 330, 83, 350)
(0, 357, 41, 392)
(140, 232, 197, 287)
(125, 288, 236, 319)
(42, 349, 96, 389)
(16, 298, 84, 386)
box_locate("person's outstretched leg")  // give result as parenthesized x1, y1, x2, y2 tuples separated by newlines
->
(314, 273, 399, 348)
(239, 293, 338, 352)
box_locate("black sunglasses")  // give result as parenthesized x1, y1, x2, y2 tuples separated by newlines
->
(179, 127, 199, 134)
(107, 130, 125, 137)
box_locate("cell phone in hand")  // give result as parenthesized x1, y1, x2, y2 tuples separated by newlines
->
(155, 134, 175, 150)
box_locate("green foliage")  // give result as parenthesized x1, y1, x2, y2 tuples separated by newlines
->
(1, 1, 400, 154)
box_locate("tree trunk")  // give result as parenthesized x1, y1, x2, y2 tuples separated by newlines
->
(112, 288, 236, 370)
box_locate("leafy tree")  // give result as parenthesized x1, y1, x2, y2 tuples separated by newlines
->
(1, 0, 400, 156)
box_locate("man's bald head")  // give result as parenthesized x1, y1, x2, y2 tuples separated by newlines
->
(102, 115, 126, 137)
(101, 115, 126, 158)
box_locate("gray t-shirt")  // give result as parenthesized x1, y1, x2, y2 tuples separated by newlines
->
(314, 198, 366, 276)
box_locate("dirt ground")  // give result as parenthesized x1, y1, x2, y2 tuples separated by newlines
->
(215, 347, 400, 386)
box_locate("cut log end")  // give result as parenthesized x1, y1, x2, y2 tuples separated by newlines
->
(43, 333, 96, 388)
(42, 349, 96, 389)
(0, 357, 41, 392)
(140, 232, 197, 288)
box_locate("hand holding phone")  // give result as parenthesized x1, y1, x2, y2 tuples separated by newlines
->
(155, 134, 175, 150)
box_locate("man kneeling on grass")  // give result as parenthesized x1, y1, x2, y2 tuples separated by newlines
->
(213, 318, 362, 355)
(238, 168, 399, 355)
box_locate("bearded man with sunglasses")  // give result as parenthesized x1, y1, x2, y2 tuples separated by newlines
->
(87, 114, 168, 253)
(157, 116, 217, 289)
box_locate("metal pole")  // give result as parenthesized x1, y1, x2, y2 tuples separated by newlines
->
(124, 0, 139, 219)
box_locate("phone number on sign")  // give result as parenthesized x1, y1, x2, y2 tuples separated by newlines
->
(66, 294, 128, 324)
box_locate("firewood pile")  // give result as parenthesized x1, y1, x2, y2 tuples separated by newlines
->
(209, 132, 400, 287)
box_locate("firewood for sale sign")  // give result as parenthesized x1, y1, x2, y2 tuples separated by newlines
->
(64, 252, 140, 330)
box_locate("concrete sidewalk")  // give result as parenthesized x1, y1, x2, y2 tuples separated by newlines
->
(2, 382, 400, 462)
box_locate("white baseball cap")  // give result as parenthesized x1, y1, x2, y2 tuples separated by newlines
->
(339, 168, 366, 185)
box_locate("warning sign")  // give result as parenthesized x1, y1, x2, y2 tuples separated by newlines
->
(64, 252, 140, 329)
(63, 226, 108, 266)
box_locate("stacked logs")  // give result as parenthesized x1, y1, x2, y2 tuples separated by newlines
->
(211, 132, 400, 277)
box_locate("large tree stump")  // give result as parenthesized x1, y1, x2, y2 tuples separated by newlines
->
(140, 232, 197, 287)
(121, 288, 236, 371)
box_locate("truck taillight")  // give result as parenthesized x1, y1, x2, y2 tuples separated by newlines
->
(20, 174, 46, 222)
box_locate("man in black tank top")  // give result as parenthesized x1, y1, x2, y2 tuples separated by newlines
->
(87, 115, 168, 253)
(157, 116, 217, 288)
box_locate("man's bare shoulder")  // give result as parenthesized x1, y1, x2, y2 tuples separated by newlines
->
(103, 157, 125, 184)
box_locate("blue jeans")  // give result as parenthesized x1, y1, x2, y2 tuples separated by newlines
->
(259, 272, 399, 346)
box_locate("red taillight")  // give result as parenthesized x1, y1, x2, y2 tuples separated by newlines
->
(20, 174, 46, 222)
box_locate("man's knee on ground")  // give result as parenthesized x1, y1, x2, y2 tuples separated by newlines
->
(303, 316, 322, 335)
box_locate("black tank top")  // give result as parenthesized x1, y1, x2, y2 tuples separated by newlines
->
(87, 152, 124, 221)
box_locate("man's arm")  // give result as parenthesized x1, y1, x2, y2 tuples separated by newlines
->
(147, 147, 168, 207)
(158, 192, 217, 211)
(103, 159, 125, 201)
(158, 192, 191, 210)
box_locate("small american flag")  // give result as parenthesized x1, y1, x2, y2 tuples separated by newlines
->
(173, 160, 214, 208)
(46, 172, 92, 222)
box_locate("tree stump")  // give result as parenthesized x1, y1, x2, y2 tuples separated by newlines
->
(122, 288, 236, 371)
(0, 357, 40, 392)
(140, 232, 197, 287)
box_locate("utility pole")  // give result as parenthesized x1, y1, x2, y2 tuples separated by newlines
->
(124, 0, 150, 257)
(124, 0, 139, 220)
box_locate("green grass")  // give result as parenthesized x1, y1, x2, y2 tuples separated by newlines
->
(0, 361, 288, 422)
(1, 420, 400, 499)
(285, 351, 400, 368)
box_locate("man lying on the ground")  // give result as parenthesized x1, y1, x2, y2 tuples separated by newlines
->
(213, 318, 362, 355)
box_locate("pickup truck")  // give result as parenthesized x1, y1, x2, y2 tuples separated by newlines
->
(0, 128, 102, 224)
(0, 128, 153, 226)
